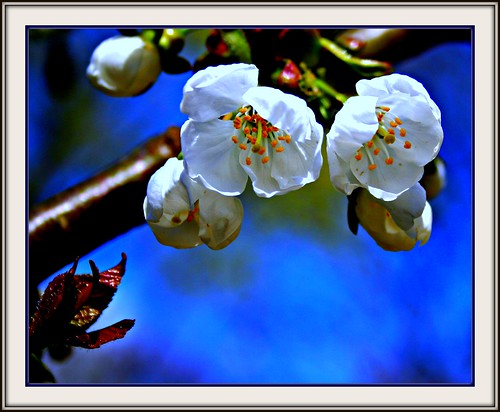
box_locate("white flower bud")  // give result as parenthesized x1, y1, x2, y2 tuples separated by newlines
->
(355, 188, 432, 252)
(86, 35, 161, 97)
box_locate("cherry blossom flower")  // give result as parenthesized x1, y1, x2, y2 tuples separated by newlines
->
(86, 35, 161, 97)
(327, 73, 443, 201)
(180, 63, 324, 198)
(354, 188, 433, 251)
(144, 157, 243, 250)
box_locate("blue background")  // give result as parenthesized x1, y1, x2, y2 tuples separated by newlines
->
(29, 29, 472, 384)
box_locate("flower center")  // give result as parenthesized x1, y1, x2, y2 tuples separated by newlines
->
(224, 106, 291, 166)
(353, 105, 413, 171)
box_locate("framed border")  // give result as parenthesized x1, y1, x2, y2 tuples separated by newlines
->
(3, 2, 497, 409)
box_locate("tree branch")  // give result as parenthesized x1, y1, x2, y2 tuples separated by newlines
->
(29, 127, 181, 287)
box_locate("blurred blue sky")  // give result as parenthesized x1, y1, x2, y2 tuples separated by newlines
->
(29, 29, 472, 384)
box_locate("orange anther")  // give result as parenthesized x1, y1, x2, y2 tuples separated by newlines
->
(385, 157, 394, 165)
(233, 118, 242, 129)
(246, 157, 252, 165)
(271, 140, 278, 148)
(239, 107, 247, 113)
(221, 113, 233, 121)
(368, 164, 377, 171)
(244, 115, 251, 121)
(390, 121, 398, 127)
(367, 141, 374, 148)
(244, 127, 250, 134)
(399, 128, 406, 137)
(276, 146, 285, 153)
(395, 117, 403, 125)
(239, 143, 247, 150)
(373, 148, 380, 155)
(285, 135, 291, 144)
(384, 134, 396, 144)
(388, 128, 395, 135)
(404, 141, 412, 149)
(380, 106, 391, 112)
(355, 152, 362, 161)
(262, 156, 270, 164)
(251, 144, 262, 153)
(258, 147, 266, 155)
(231, 135, 239, 144)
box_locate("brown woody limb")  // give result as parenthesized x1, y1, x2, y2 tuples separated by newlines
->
(29, 127, 181, 287)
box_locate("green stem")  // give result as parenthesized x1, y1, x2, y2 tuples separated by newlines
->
(318, 36, 392, 76)
(314, 78, 350, 104)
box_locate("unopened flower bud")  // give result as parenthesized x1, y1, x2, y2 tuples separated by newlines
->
(420, 157, 447, 200)
(86, 35, 161, 97)
(355, 189, 432, 252)
(276, 59, 302, 89)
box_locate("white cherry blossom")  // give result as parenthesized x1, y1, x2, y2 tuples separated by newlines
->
(180, 63, 324, 198)
(327, 73, 443, 201)
(143, 158, 243, 250)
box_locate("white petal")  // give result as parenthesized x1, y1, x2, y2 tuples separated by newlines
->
(180, 63, 259, 122)
(147, 215, 202, 249)
(356, 73, 441, 121)
(143, 158, 187, 223)
(197, 189, 244, 250)
(271, 132, 323, 191)
(414, 201, 433, 245)
(327, 151, 362, 195)
(375, 183, 427, 230)
(238, 143, 284, 198)
(354, 154, 424, 201)
(378, 94, 443, 165)
(181, 119, 248, 196)
(243, 86, 309, 138)
(243, 86, 324, 195)
(354, 189, 418, 252)
(326, 96, 379, 162)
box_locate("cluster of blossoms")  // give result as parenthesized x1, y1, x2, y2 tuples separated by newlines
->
(87, 36, 443, 250)
(141, 63, 443, 252)
(84, 38, 444, 252)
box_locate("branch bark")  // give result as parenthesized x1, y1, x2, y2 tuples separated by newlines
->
(29, 127, 181, 287)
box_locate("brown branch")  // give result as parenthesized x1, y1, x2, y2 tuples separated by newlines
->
(29, 127, 181, 287)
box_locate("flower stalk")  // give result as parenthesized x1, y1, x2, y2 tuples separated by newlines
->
(317, 35, 392, 77)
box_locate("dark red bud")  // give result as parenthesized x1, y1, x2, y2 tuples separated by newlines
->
(277, 60, 302, 89)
